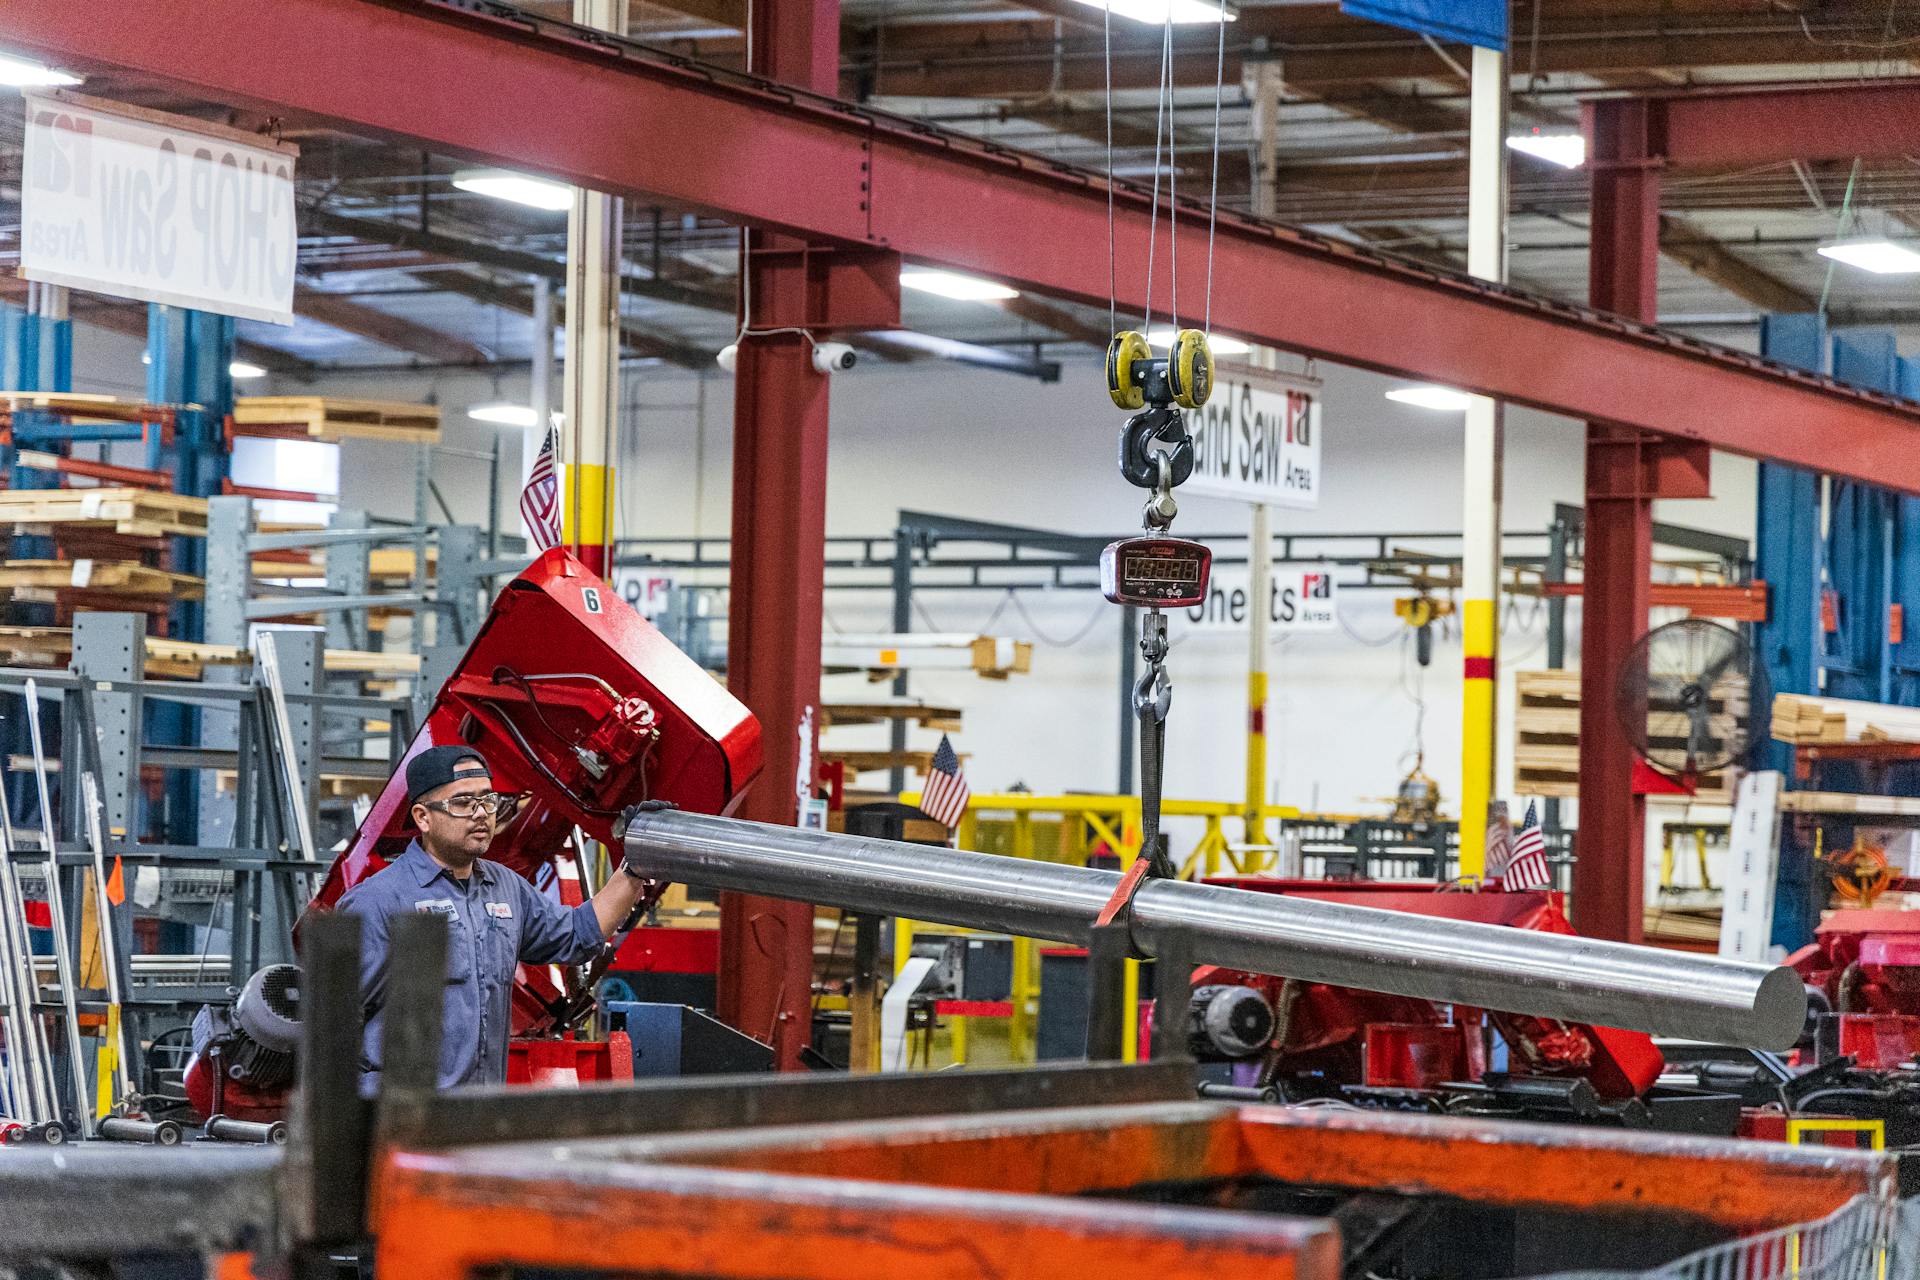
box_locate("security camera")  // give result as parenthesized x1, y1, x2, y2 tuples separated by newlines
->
(811, 342, 856, 374)
(716, 343, 739, 373)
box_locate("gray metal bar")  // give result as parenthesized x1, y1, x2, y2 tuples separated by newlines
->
(887, 526, 912, 794)
(248, 592, 441, 619)
(623, 810, 1807, 1049)
(323, 508, 371, 652)
(380, 1059, 1194, 1152)
(0, 1146, 282, 1257)
(282, 910, 367, 1251)
(247, 526, 426, 553)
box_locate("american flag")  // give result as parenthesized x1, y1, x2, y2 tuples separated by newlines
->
(520, 426, 562, 552)
(918, 733, 971, 829)
(1503, 800, 1552, 891)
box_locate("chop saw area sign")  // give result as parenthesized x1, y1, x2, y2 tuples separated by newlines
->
(1183, 367, 1322, 510)
(20, 92, 298, 325)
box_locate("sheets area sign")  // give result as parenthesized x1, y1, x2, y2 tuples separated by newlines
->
(1183, 367, 1323, 510)
(21, 91, 298, 325)
(1180, 565, 1339, 633)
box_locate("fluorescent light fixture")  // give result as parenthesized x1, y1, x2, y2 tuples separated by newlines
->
(468, 402, 540, 428)
(1386, 385, 1474, 412)
(228, 361, 268, 380)
(1065, 0, 1235, 24)
(900, 268, 1020, 302)
(1816, 238, 1920, 275)
(1505, 130, 1585, 169)
(0, 53, 82, 88)
(1146, 326, 1251, 356)
(451, 169, 573, 212)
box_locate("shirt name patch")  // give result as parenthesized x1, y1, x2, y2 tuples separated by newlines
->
(485, 901, 514, 919)
(415, 899, 457, 917)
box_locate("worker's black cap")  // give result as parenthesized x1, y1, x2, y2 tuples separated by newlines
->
(405, 744, 491, 804)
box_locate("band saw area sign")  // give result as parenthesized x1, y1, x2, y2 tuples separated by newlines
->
(1182, 367, 1322, 510)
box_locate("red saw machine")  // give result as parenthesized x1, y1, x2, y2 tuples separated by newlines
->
(186, 551, 761, 1118)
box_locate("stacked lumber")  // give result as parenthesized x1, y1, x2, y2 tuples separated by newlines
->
(1513, 668, 1738, 803)
(234, 396, 441, 444)
(0, 392, 182, 425)
(0, 487, 208, 538)
(1771, 693, 1920, 745)
(1779, 790, 1920, 817)
(250, 545, 437, 585)
(1643, 904, 1722, 948)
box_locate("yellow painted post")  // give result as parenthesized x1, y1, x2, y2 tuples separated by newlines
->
(1121, 959, 1140, 1063)
(1011, 935, 1037, 1062)
(892, 916, 915, 979)
(1458, 597, 1498, 879)
(1245, 515, 1271, 850)
(950, 1012, 968, 1066)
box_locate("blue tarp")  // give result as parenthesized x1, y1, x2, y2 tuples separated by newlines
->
(1339, 0, 1507, 51)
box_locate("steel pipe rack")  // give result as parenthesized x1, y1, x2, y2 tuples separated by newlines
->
(623, 809, 1808, 1049)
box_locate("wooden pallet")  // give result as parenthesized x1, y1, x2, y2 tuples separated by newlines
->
(1513, 668, 1739, 802)
(0, 626, 420, 680)
(820, 701, 964, 732)
(0, 487, 209, 538)
(821, 748, 969, 778)
(0, 560, 203, 600)
(234, 396, 441, 444)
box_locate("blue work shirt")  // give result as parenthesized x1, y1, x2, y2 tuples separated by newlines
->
(337, 841, 605, 1090)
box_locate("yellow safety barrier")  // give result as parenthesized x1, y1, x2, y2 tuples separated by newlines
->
(1787, 1117, 1886, 1150)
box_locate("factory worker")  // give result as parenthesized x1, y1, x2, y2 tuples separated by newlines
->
(337, 744, 648, 1091)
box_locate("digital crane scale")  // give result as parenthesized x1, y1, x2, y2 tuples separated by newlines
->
(1100, 536, 1212, 608)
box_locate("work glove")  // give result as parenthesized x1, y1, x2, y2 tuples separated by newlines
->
(614, 799, 676, 846)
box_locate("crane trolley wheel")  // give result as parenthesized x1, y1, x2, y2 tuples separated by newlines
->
(1106, 330, 1151, 410)
(1168, 328, 1214, 410)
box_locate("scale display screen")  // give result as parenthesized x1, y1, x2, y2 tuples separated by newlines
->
(1100, 536, 1212, 607)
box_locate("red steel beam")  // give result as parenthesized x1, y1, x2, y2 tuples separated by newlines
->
(13, 0, 1920, 491)
(1540, 580, 1769, 623)
(1629, 79, 1920, 168)
(718, 0, 870, 1071)
(1576, 98, 1664, 945)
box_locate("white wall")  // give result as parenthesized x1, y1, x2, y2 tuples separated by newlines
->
(292, 350, 1760, 819)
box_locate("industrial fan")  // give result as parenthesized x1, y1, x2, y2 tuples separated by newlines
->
(1613, 618, 1758, 787)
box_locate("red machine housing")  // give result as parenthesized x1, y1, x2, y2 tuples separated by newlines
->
(1788, 908, 1920, 1068)
(303, 549, 761, 1032)
(1194, 881, 1666, 1101)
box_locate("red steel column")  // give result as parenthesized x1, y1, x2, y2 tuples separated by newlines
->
(1575, 99, 1661, 942)
(718, 0, 840, 1070)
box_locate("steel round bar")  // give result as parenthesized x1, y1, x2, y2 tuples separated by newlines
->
(623, 810, 1806, 1049)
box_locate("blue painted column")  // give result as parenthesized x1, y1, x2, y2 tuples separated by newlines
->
(144, 304, 236, 844)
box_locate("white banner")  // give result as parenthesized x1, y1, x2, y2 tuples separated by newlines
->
(21, 91, 298, 325)
(1178, 564, 1339, 633)
(1183, 367, 1322, 509)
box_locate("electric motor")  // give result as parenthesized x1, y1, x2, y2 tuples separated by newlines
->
(1189, 984, 1276, 1060)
